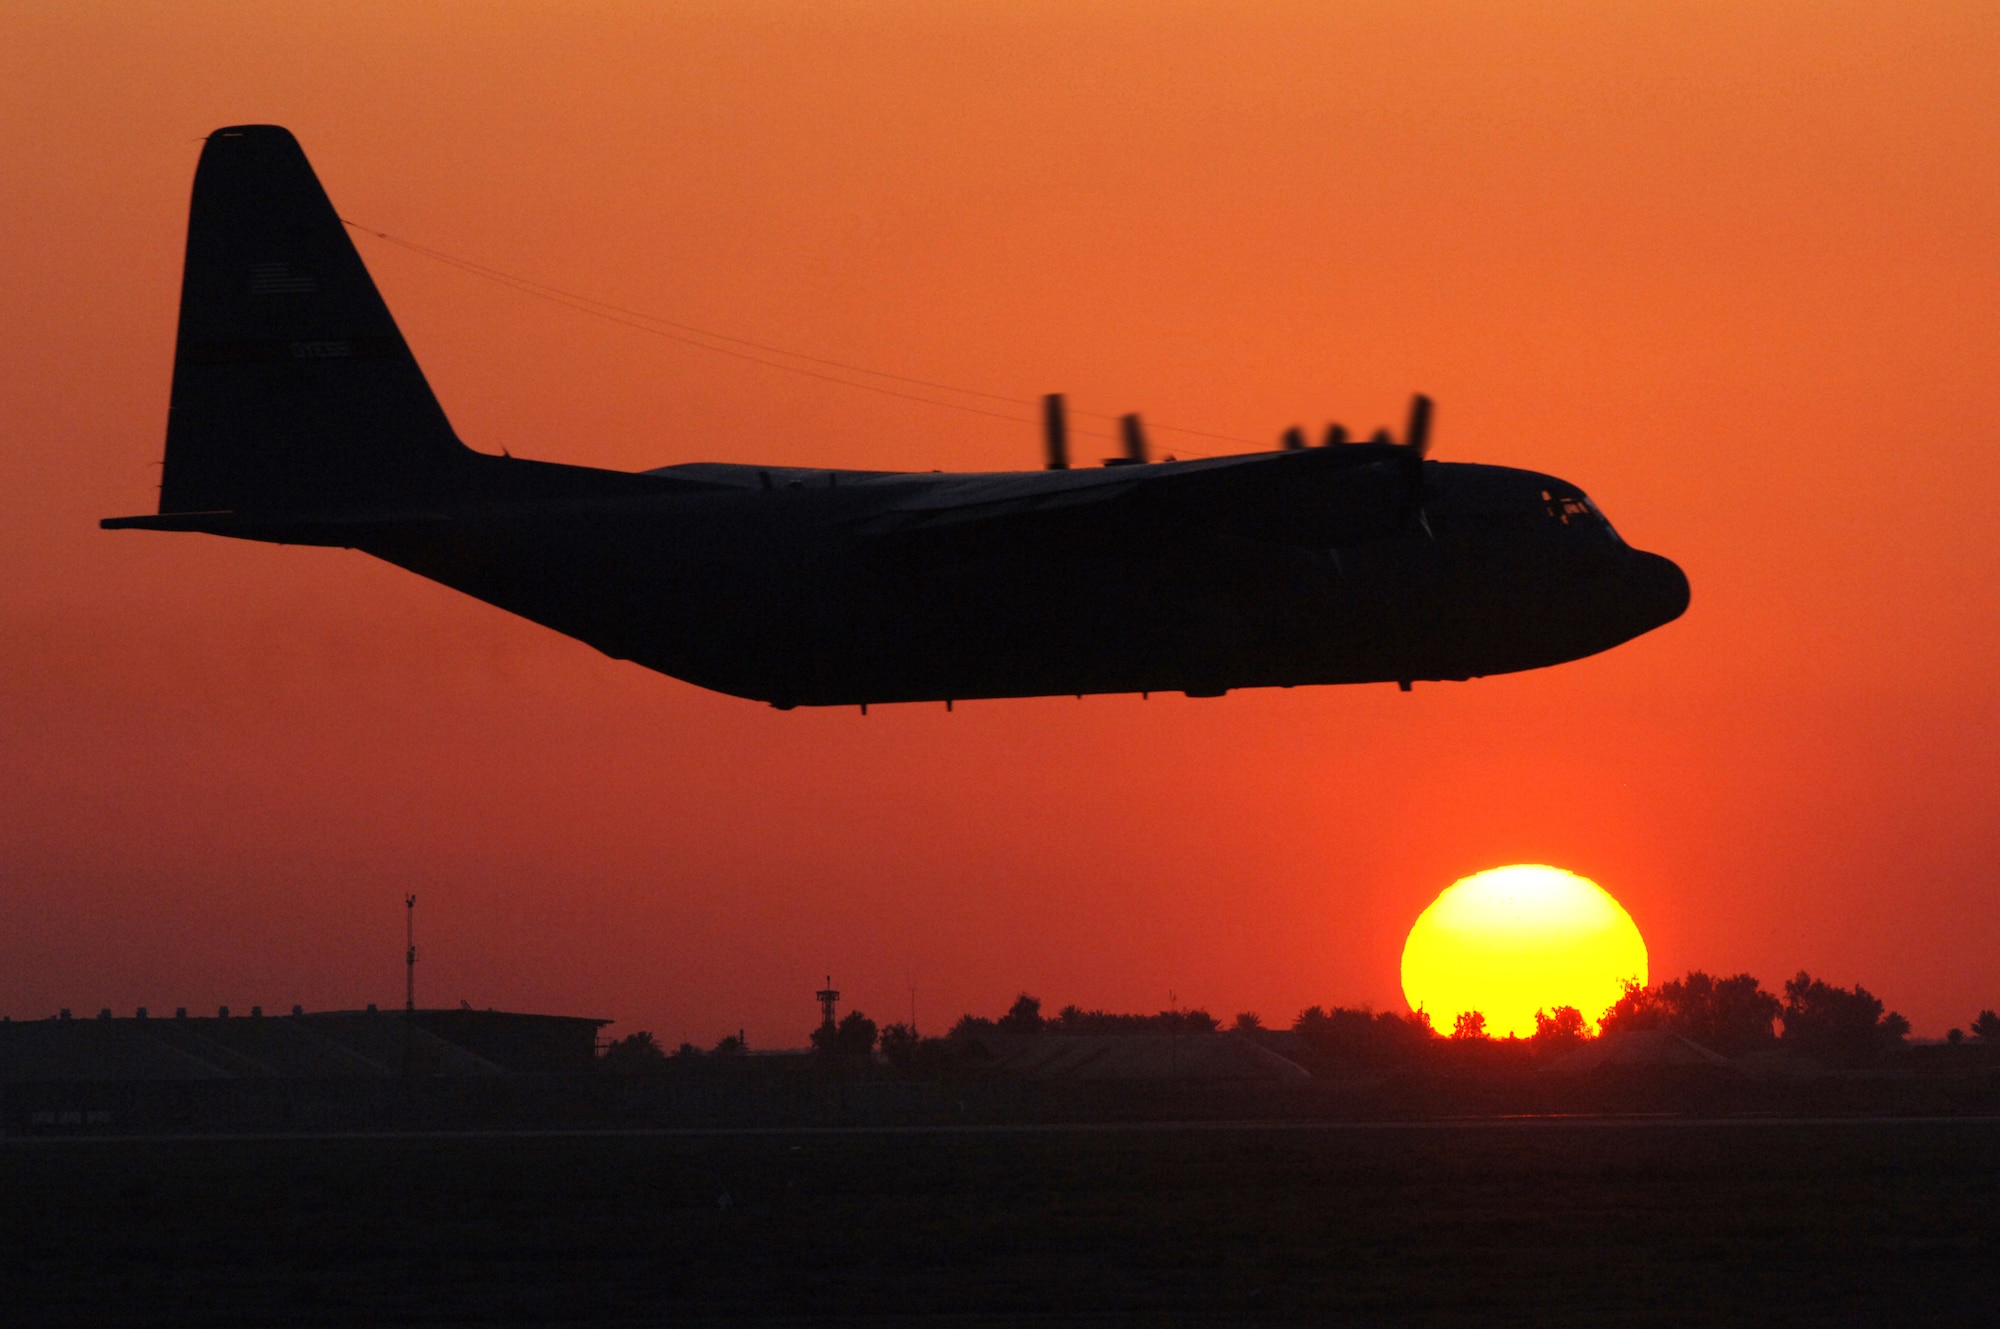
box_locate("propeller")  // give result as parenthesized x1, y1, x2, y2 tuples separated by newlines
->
(1122, 413, 1149, 463)
(1396, 393, 1435, 536)
(1294, 395, 1433, 529)
(1305, 394, 1436, 535)
(1404, 393, 1433, 455)
(1104, 412, 1150, 466)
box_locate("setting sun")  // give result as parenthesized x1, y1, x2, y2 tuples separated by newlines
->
(1401, 865, 1647, 1039)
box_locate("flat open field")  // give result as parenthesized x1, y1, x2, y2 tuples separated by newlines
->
(5, 1119, 1996, 1326)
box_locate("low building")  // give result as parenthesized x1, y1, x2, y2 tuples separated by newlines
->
(0, 1008, 608, 1083)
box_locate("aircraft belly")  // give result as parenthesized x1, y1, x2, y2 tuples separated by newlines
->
(350, 496, 1659, 707)
(774, 531, 1389, 705)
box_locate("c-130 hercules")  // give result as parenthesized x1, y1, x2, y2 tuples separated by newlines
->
(105, 126, 1688, 709)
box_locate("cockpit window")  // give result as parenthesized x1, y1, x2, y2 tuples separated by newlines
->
(1540, 490, 1599, 525)
(1539, 489, 1623, 544)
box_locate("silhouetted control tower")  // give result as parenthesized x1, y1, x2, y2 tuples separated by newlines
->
(816, 977, 840, 1038)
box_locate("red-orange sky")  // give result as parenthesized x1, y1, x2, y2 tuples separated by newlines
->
(3, 3, 1996, 1044)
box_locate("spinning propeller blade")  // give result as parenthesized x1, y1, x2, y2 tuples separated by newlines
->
(1404, 393, 1433, 456)
(1396, 393, 1435, 536)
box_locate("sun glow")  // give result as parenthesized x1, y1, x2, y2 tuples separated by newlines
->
(1400, 865, 1647, 1039)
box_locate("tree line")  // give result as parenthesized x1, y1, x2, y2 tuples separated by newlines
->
(1292, 970, 1978, 1070)
(600, 972, 2000, 1072)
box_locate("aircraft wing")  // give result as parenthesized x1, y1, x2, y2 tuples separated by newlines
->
(855, 444, 1421, 548)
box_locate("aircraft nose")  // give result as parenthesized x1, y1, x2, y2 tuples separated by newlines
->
(1628, 550, 1690, 629)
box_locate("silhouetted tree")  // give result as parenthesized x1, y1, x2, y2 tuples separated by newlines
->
(1233, 1011, 1263, 1031)
(951, 995, 1221, 1042)
(948, 1012, 996, 1042)
(833, 1009, 878, 1055)
(601, 1030, 667, 1074)
(811, 1010, 875, 1054)
(1599, 971, 1781, 1056)
(711, 1032, 747, 1057)
(999, 993, 1044, 1034)
(878, 1020, 919, 1068)
(1046, 1005, 1220, 1035)
(1598, 979, 1655, 1032)
(1532, 1006, 1589, 1055)
(1292, 1005, 1434, 1069)
(1451, 1010, 1488, 1041)
(1972, 1010, 2000, 1043)
(1780, 972, 1909, 1065)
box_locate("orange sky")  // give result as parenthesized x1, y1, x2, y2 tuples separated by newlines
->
(3, 2, 1996, 1044)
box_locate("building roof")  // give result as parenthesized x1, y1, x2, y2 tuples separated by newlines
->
(1545, 1029, 1733, 1075)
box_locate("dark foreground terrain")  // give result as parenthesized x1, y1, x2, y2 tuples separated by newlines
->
(5, 1118, 1996, 1327)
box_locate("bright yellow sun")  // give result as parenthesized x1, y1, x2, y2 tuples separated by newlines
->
(1400, 864, 1647, 1039)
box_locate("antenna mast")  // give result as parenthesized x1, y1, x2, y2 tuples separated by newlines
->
(405, 894, 417, 1014)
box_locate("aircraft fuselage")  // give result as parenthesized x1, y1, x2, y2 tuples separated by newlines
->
(332, 452, 1687, 708)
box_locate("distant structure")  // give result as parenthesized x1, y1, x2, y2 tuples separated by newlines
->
(816, 977, 840, 1040)
(405, 893, 418, 1014)
(0, 1007, 609, 1087)
(403, 894, 419, 1081)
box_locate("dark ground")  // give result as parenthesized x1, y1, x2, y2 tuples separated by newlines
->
(5, 1118, 1997, 1327)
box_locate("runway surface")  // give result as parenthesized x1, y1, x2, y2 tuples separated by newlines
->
(7, 1116, 1997, 1325)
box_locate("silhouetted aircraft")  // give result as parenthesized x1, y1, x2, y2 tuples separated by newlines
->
(104, 126, 1688, 709)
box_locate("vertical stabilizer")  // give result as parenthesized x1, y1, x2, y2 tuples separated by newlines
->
(159, 125, 468, 515)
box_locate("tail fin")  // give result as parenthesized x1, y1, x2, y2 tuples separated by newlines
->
(157, 125, 468, 515)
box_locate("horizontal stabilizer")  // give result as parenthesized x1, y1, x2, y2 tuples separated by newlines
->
(101, 507, 452, 547)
